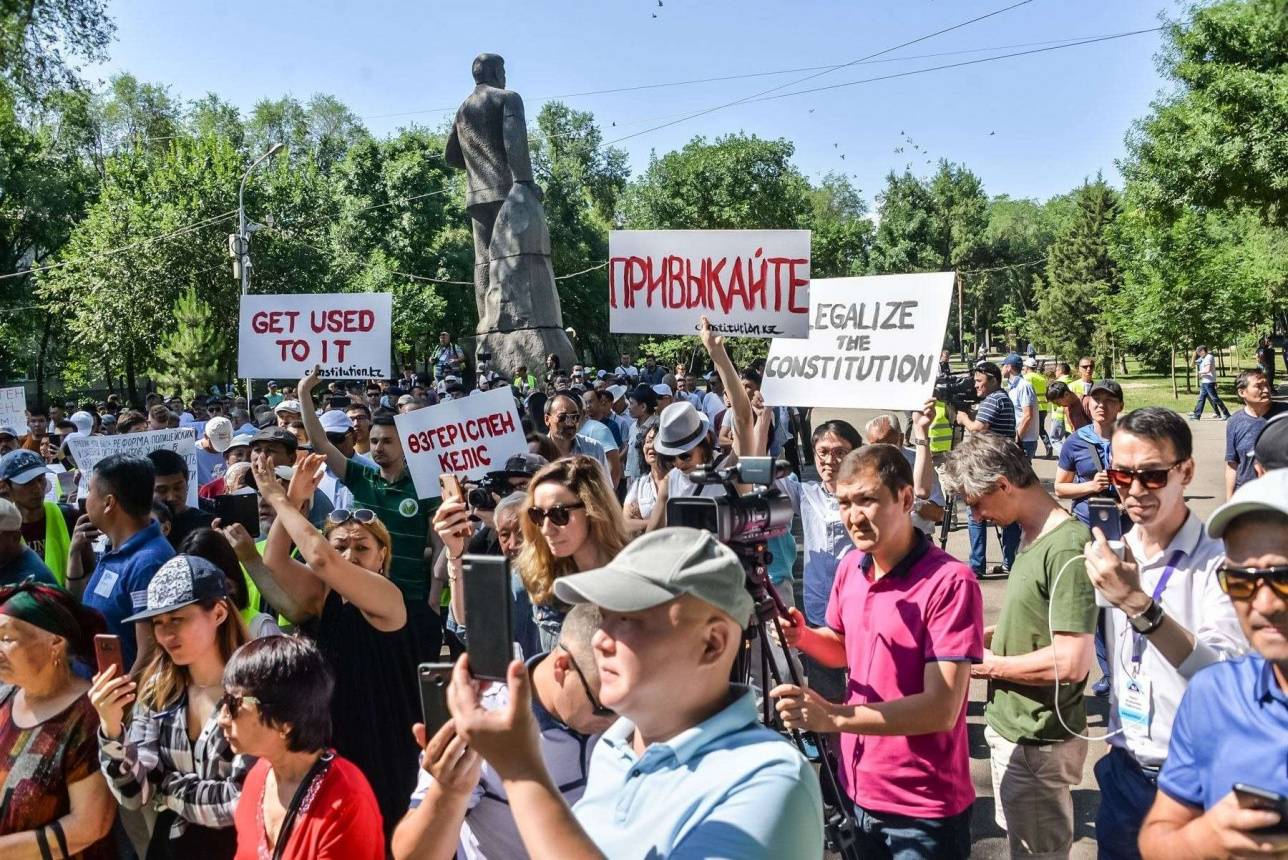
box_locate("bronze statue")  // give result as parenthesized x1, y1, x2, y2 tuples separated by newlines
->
(445, 53, 575, 376)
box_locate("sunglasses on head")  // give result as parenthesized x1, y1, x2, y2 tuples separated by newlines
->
(328, 508, 377, 526)
(1216, 565, 1288, 600)
(527, 502, 586, 527)
(1106, 463, 1182, 490)
(565, 650, 614, 717)
(218, 691, 263, 718)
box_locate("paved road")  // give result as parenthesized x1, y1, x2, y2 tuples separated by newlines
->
(806, 407, 1232, 858)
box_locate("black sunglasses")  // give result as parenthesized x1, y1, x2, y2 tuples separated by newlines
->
(1216, 565, 1288, 600)
(565, 651, 614, 717)
(1106, 463, 1182, 491)
(327, 508, 378, 526)
(217, 691, 264, 718)
(527, 503, 586, 527)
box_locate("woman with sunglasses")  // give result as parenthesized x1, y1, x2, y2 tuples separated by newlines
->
(89, 554, 250, 859)
(219, 635, 384, 860)
(623, 426, 669, 536)
(518, 456, 628, 651)
(0, 582, 115, 859)
(252, 453, 417, 843)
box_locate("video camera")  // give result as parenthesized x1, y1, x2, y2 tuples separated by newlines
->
(464, 474, 517, 512)
(933, 371, 979, 412)
(665, 457, 793, 545)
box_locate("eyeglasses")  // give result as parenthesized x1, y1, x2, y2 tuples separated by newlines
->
(552, 413, 581, 424)
(218, 691, 264, 718)
(814, 447, 850, 462)
(328, 508, 378, 526)
(564, 651, 615, 717)
(1216, 565, 1288, 600)
(527, 503, 586, 527)
(1105, 463, 1182, 491)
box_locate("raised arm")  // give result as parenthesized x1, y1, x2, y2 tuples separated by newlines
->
(700, 316, 753, 455)
(253, 455, 406, 632)
(296, 366, 349, 478)
(909, 400, 937, 501)
(216, 520, 314, 624)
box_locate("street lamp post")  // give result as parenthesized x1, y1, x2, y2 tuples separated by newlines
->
(237, 142, 285, 402)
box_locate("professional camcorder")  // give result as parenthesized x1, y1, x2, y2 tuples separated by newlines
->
(464, 474, 517, 511)
(933, 372, 979, 412)
(665, 457, 793, 545)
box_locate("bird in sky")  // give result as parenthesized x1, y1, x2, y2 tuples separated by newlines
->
(840, 154, 846, 160)
(989, 130, 996, 136)
(833, 142, 838, 148)
(652, 12, 657, 18)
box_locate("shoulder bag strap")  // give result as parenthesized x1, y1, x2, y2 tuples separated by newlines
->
(272, 752, 334, 860)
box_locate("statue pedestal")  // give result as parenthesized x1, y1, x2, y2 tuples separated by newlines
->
(474, 183, 575, 374)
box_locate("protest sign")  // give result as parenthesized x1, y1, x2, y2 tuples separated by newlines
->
(760, 273, 955, 411)
(0, 387, 28, 436)
(67, 428, 199, 508)
(395, 387, 527, 499)
(608, 230, 811, 338)
(238, 293, 392, 380)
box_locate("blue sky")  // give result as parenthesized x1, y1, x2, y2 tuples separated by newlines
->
(89, 0, 1176, 204)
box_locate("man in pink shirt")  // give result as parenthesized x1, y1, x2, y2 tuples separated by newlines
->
(773, 444, 984, 857)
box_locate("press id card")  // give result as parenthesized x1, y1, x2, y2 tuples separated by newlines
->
(1119, 676, 1152, 734)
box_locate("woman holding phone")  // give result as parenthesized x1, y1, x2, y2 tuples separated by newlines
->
(88, 553, 251, 859)
(0, 582, 115, 858)
(253, 452, 416, 842)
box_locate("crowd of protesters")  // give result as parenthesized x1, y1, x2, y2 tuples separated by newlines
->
(0, 322, 1284, 860)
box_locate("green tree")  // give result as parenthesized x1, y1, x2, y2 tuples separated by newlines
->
(153, 287, 225, 397)
(0, 0, 113, 102)
(1029, 177, 1122, 366)
(807, 172, 873, 278)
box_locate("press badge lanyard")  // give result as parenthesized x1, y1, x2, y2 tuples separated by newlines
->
(1130, 550, 1185, 671)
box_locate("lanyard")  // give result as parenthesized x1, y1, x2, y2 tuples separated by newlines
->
(1130, 550, 1185, 670)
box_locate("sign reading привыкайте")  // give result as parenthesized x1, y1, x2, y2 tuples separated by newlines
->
(760, 273, 955, 411)
(608, 230, 811, 338)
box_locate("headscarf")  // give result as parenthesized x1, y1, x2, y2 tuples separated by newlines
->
(0, 581, 105, 664)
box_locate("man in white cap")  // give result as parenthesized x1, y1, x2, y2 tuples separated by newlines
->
(195, 415, 234, 487)
(651, 383, 673, 411)
(273, 399, 302, 429)
(0, 497, 57, 586)
(1139, 470, 1288, 858)
(447, 527, 824, 858)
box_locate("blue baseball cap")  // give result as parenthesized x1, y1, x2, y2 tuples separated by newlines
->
(0, 449, 50, 485)
(1001, 353, 1024, 371)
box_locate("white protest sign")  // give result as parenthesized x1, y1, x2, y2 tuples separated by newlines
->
(67, 428, 199, 508)
(608, 230, 811, 338)
(395, 387, 527, 499)
(238, 293, 392, 380)
(0, 387, 28, 436)
(760, 273, 955, 411)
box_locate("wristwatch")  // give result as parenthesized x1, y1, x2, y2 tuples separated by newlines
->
(1128, 598, 1165, 635)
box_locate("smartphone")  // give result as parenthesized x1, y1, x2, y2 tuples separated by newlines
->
(417, 662, 454, 738)
(463, 555, 515, 682)
(1234, 784, 1288, 833)
(77, 497, 87, 516)
(439, 474, 464, 504)
(213, 493, 261, 538)
(94, 635, 125, 677)
(1087, 497, 1123, 543)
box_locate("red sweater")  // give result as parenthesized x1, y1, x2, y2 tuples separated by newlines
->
(234, 755, 384, 860)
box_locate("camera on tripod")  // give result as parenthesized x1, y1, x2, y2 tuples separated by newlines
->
(665, 457, 794, 545)
(933, 371, 979, 412)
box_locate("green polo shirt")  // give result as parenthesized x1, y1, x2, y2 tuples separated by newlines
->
(986, 517, 1097, 743)
(343, 458, 438, 602)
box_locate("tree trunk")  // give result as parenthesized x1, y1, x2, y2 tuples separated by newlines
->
(125, 350, 138, 407)
(34, 312, 51, 410)
(1170, 347, 1178, 400)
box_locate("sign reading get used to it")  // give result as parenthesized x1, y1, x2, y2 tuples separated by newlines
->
(238, 293, 392, 380)
(67, 428, 199, 508)
(608, 230, 811, 338)
(0, 387, 28, 436)
(396, 387, 528, 499)
(760, 272, 955, 411)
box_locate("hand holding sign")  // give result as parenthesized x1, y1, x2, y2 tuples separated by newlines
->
(298, 364, 323, 401)
(395, 388, 527, 499)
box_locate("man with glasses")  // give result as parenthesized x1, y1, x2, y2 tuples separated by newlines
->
(393, 604, 617, 860)
(954, 361, 1021, 577)
(542, 393, 608, 474)
(1076, 356, 1096, 395)
(1082, 407, 1246, 859)
(1139, 470, 1288, 859)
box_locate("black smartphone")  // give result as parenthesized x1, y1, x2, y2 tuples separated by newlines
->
(1234, 783, 1288, 833)
(213, 493, 260, 538)
(463, 555, 514, 682)
(417, 662, 454, 739)
(1087, 497, 1123, 543)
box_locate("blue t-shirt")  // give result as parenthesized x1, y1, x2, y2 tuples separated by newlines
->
(975, 389, 1016, 439)
(82, 521, 175, 666)
(1158, 654, 1288, 811)
(0, 546, 58, 587)
(597, 416, 624, 447)
(1058, 429, 1116, 526)
(1225, 404, 1288, 492)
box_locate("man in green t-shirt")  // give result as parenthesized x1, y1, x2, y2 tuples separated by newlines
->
(943, 432, 1097, 859)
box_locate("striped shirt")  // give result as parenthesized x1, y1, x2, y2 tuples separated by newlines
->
(98, 691, 252, 840)
(974, 389, 1016, 439)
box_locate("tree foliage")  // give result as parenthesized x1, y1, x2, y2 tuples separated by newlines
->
(153, 287, 225, 397)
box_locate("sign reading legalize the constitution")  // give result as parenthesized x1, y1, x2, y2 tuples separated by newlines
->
(0, 387, 28, 436)
(760, 273, 955, 411)
(608, 230, 811, 338)
(238, 293, 392, 380)
(67, 428, 199, 508)
(396, 387, 527, 499)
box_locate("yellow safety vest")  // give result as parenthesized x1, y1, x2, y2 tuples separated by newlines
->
(929, 402, 954, 453)
(42, 501, 71, 588)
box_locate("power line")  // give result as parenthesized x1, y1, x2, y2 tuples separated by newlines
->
(604, 0, 1037, 146)
(0, 210, 239, 282)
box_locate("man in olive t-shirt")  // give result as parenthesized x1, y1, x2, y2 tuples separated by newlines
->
(944, 433, 1097, 859)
